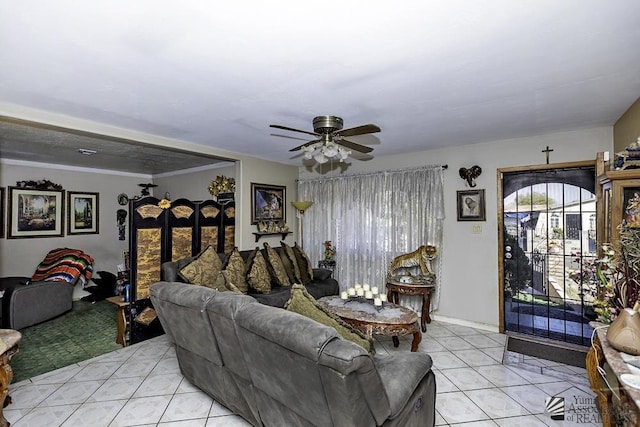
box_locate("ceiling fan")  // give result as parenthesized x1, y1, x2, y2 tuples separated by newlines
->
(270, 115, 380, 163)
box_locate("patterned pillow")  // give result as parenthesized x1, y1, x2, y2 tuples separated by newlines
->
(293, 243, 313, 285)
(247, 250, 272, 294)
(32, 248, 95, 284)
(178, 246, 223, 288)
(280, 241, 302, 283)
(263, 243, 290, 287)
(222, 248, 248, 294)
(284, 284, 375, 354)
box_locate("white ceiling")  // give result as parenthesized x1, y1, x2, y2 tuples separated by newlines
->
(1, 1, 640, 173)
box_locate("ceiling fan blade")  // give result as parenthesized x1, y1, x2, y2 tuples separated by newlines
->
(337, 124, 381, 137)
(270, 124, 319, 137)
(337, 138, 373, 153)
(289, 139, 320, 152)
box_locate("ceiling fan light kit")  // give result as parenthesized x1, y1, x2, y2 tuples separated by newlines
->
(270, 115, 380, 164)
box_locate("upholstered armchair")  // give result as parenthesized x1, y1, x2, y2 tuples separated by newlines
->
(0, 248, 94, 330)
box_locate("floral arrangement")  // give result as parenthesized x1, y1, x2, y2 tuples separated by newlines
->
(208, 176, 236, 197)
(585, 226, 640, 324)
(324, 241, 336, 261)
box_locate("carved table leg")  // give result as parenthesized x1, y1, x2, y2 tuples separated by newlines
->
(420, 293, 428, 332)
(392, 336, 400, 348)
(410, 332, 422, 352)
(0, 346, 18, 427)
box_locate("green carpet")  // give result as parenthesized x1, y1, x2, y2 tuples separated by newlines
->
(11, 299, 122, 382)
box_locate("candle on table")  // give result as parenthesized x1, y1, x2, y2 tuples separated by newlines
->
(341, 291, 348, 300)
(379, 294, 387, 302)
(365, 290, 373, 299)
(355, 283, 362, 289)
(371, 286, 379, 295)
(374, 297, 382, 307)
(363, 284, 370, 291)
(356, 288, 364, 297)
(348, 287, 356, 296)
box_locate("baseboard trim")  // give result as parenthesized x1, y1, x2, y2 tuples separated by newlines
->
(431, 314, 499, 333)
(505, 333, 588, 368)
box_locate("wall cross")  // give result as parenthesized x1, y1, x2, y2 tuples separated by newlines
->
(542, 146, 554, 164)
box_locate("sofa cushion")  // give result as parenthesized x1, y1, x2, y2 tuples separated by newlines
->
(263, 243, 290, 287)
(292, 243, 313, 285)
(178, 245, 223, 288)
(223, 248, 248, 294)
(285, 284, 375, 354)
(247, 250, 271, 294)
(280, 241, 302, 283)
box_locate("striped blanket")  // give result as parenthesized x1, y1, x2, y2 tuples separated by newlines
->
(31, 248, 94, 284)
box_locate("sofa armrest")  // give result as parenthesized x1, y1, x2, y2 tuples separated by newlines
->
(0, 277, 31, 291)
(313, 268, 333, 281)
(3, 281, 74, 329)
(374, 352, 434, 418)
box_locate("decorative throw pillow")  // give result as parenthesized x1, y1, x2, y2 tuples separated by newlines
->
(247, 250, 272, 294)
(178, 246, 223, 288)
(284, 284, 375, 354)
(280, 241, 302, 283)
(293, 243, 313, 285)
(263, 242, 290, 287)
(222, 247, 248, 294)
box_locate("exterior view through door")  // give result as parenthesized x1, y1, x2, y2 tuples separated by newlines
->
(499, 162, 596, 347)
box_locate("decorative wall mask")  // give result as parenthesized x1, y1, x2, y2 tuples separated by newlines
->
(117, 209, 127, 240)
(458, 165, 482, 187)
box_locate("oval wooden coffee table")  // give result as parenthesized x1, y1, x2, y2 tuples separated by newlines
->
(317, 295, 422, 352)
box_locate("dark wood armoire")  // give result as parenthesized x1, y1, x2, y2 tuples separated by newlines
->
(126, 196, 235, 344)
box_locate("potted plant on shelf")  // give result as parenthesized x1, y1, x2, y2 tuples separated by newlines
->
(593, 226, 640, 324)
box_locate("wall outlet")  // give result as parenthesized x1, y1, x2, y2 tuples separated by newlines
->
(472, 225, 482, 234)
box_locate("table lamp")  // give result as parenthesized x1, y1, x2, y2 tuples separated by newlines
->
(291, 201, 313, 248)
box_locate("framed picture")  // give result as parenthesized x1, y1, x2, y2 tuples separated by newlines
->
(0, 187, 4, 238)
(457, 189, 486, 221)
(8, 187, 64, 238)
(251, 183, 286, 224)
(68, 191, 99, 234)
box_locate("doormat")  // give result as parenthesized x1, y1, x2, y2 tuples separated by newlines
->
(506, 334, 588, 368)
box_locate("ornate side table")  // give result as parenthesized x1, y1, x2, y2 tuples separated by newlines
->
(386, 280, 435, 333)
(106, 296, 130, 347)
(0, 329, 21, 427)
(317, 259, 336, 273)
(317, 295, 422, 352)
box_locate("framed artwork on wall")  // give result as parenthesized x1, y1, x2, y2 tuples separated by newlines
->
(68, 191, 99, 235)
(457, 189, 486, 221)
(0, 187, 4, 238)
(8, 186, 64, 238)
(251, 183, 286, 224)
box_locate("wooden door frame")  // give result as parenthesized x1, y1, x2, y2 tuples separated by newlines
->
(497, 159, 598, 334)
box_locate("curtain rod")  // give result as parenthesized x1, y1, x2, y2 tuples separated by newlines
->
(297, 164, 448, 183)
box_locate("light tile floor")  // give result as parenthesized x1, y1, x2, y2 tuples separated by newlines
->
(5, 320, 599, 426)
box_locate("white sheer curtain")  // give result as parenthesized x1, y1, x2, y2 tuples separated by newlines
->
(297, 165, 445, 311)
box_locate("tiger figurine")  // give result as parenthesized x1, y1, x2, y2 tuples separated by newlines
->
(389, 245, 438, 276)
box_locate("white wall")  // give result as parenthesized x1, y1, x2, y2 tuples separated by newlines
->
(300, 126, 613, 329)
(0, 161, 147, 276)
(236, 157, 300, 250)
(153, 163, 237, 201)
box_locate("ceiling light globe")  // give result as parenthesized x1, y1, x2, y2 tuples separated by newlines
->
(314, 153, 328, 164)
(323, 142, 338, 158)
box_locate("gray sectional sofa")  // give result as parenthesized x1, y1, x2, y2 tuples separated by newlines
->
(161, 247, 339, 307)
(150, 281, 436, 426)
